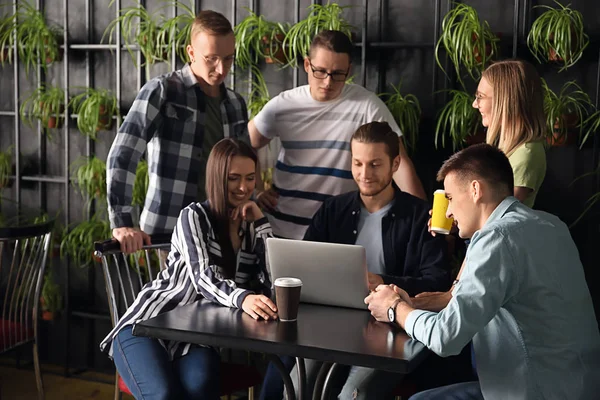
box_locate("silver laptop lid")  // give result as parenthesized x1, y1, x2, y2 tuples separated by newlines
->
(267, 238, 369, 310)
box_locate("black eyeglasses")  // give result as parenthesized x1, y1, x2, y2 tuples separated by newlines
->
(309, 62, 349, 82)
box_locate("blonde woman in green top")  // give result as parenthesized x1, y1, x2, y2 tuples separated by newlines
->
(418, 60, 547, 313)
(473, 59, 547, 208)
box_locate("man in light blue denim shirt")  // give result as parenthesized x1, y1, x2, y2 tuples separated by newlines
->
(366, 144, 600, 400)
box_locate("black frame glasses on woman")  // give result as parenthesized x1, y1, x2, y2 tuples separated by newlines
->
(309, 62, 349, 82)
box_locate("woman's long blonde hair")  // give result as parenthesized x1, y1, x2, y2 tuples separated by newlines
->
(483, 59, 546, 157)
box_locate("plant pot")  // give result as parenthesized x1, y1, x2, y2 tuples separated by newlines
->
(472, 32, 496, 65)
(42, 310, 54, 321)
(262, 33, 286, 64)
(547, 30, 576, 63)
(0, 162, 16, 189)
(96, 105, 113, 131)
(547, 114, 578, 146)
(1, 47, 10, 64)
(45, 48, 64, 65)
(465, 129, 487, 147)
(40, 102, 65, 129)
(43, 36, 64, 65)
(39, 297, 54, 320)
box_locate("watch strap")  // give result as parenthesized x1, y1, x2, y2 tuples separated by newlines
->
(389, 297, 402, 322)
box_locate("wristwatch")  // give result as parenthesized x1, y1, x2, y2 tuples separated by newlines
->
(387, 297, 402, 323)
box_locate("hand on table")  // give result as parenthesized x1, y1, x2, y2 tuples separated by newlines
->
(242, 294, 278, 321)
(364, 284, 409, 322)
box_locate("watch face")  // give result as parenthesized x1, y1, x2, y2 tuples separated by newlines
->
(388, 307, 395, 322)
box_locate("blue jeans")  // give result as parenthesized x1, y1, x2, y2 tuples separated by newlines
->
(291, 359, 400, 400)
(259, 355, 296, 400)
(409, 381, 483, 400)
(113, 326, 221, 400)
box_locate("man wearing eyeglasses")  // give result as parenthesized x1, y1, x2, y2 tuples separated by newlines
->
(107, 10, 248, 254)
(248, 30, 425, 240)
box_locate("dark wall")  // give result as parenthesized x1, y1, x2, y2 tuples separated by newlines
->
(0, 0, 598, 371)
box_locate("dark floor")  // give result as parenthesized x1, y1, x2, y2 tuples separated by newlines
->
(0, 360, 131, 400)
(0, 359, 246, 400)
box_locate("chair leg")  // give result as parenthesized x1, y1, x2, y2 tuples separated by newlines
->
(32, 342, 45, 400)
(248, 386, 255, 400)
(115, 372, 121, 400)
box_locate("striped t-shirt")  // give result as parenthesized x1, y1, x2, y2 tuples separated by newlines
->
(99, 201, 273, 360)
(253, 84, 402, 239)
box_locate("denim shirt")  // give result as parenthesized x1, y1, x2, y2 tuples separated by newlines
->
(405, 197, 600, 399)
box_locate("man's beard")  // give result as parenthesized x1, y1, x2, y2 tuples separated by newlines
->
(357, 177, 393, 198)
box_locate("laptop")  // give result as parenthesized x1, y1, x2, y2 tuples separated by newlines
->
(266, 238, 370, 310)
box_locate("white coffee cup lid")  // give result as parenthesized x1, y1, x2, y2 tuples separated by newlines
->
(274, 277, 303, 287)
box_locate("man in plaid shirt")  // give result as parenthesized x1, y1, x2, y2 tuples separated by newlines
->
(107, 10, 248, 254)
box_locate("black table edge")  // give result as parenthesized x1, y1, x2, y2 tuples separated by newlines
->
(132, 323, 430, 374)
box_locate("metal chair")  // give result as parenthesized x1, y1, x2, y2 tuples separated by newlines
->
(0, 219, 54, 400)
(94, 235, 262, 400)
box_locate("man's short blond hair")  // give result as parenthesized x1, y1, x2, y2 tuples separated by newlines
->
(190, 10, 233, 40)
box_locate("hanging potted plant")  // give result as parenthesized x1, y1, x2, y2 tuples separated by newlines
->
(15, 1, 63, 74)
(244, 66, 277, 182)
(20, 85, 66, 133)
(234, 9, 289, 69)
(0, 10, 16, 65)
(379, 82, 421, 154)
(69, 88, 119, 140)
(542, 79, 592, 146)
(0, 145, 12, 190)
(132, 159, 149, 207)
(435, 3, 499, 88)
(246, 66, 271, 118)
(157, 0, 195, 64)
(244, 66, 278, 186)
(262, 24, 289, 65)
(527, 1, 588, 72)
(40, 272, 62, 321)
(102, 1, 169, 68)
(435, 90, 481, 151)
(70, 155, 107, 205)
(283, 2, 354, 68)
(569, 167, 600, 227)
(581, 109, 600, 149)
(60, 213, 111, 268)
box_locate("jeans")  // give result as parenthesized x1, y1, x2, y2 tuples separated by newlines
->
(113, 326, 221, 400)
(259, 355, 296, 400)
(408, 381, 483, 400)
(290, 359, 400, 400)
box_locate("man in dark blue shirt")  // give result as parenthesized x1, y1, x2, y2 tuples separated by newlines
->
(269, 121, 449, 400)
(304, 121, 449, 297)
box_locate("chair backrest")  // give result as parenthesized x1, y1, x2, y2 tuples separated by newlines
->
(94, 234, 171, 328)
(0, 220, 53, 353)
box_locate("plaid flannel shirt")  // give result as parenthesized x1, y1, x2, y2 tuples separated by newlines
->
(107, 64, 249, 234)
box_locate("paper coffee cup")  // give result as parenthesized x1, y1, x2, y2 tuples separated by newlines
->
(431, 190, 454, 234)
(274, 277, 302, 322)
